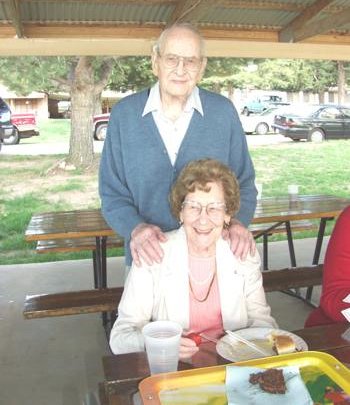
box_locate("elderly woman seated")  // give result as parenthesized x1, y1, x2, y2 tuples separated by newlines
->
(305, 205, 350, 327)
(109, 158, 277, 359)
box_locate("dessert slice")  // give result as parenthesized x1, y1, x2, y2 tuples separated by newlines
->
(270, 334, 296, 355)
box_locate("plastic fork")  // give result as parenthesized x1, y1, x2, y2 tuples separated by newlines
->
(225, 330, 271, 356)
(199, 332, 219, 344)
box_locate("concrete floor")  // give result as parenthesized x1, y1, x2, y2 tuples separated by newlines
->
(0, 237, 327, 405)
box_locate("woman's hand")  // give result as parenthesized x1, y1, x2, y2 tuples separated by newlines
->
(179, 337, 199, 360)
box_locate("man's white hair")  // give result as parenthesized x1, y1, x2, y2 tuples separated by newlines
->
(152, 23, 206, 57)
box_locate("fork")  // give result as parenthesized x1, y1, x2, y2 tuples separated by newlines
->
(225, 330, 271, 356)
(199, 332, 219, 344)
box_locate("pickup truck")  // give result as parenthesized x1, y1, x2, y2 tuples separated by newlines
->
(241, 95, 287, 116)
(93, 113, 110, 141)
(0, 97, 13, 148)
(3, 112, 39, 145)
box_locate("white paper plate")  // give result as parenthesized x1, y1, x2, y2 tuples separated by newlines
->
(216, 327, 308, 362)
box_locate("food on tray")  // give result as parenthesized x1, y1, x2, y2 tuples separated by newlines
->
(249, 368, 286, 394)
(269, 333, 296, 355)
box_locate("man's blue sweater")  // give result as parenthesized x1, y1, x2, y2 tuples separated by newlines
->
(99, 88, 257, 265)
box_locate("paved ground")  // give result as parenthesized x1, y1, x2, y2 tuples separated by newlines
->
(0, 139, 105, 155)
(0, 134, 292, 156)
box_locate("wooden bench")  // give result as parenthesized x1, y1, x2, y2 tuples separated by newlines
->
(23, 264, 323, 320)
(36, 235, 124, 288)
(36, 236, 124, 254)
(250, 220, 317, 270)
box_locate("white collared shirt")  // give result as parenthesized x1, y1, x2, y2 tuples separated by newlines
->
(143, 82, 203, 165)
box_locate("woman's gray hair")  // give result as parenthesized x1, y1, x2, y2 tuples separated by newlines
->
(152, 22, 206, 56)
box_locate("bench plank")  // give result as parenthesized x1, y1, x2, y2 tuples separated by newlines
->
(250, 220, 316, 236)
(263, 265, 323, 292)
(24, 287, 123, 319)
(36, 235, 124, 254)
(23, 265, 323, 320)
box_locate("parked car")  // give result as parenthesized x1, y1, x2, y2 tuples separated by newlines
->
(3, 112, 39, 145)
(273, 104, 350, 142)
(0, 97, 14, 149)
(240, 105, 290, 135)
(93, 113, 110, 141)
(241, 95, 288, 116)
(57, 100, 71, 118)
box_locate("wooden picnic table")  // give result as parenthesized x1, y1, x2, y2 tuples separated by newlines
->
(25, 208, 115, 288)
(100, 323, 350, 405)
(253, 194, 350, 264)
(24, 195, 350, 290)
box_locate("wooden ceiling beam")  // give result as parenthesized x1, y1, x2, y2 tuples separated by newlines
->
(9, 24, 164, 39)
(279, 0, 336, 42)
(0, 23, 278, 41)
(1, 23, 350, 45)
(289, 6, 350, 43)
(2, 37, 350, 61)
(16, 0, 173, 4)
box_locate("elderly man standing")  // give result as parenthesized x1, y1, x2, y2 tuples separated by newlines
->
(99, 23, 257, 269)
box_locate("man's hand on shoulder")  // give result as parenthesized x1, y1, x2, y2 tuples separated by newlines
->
(223, 218, 256, 261)
(130, 223, 168, 267)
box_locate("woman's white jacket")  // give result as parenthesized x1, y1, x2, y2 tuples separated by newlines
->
(109, 227, 277, 354)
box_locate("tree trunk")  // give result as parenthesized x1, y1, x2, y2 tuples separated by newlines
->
(337, 61, 346, 104)
(68, 57, 95, 168)
(93, 92, 102, 116)
(227, 83, 234, 100)
(67, 56, 114, 169)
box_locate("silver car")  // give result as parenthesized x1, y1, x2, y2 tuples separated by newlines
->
(240, 106, 290, 135)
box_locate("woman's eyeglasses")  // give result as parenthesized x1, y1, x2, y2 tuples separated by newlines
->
(158, 53, 202, 71)
(182, 200, 226, 220)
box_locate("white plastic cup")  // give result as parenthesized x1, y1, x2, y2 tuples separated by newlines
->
(255, 183, 263, 200)
(142, 320, 182, 375)
(288, 184, 299, 200)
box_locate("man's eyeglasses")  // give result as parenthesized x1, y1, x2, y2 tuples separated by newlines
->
(182, 200, 226, 220)
(158, 53, 203, 71)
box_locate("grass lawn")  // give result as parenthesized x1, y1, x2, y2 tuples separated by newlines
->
(18, 118, 71, 143)
(1, 124, 350, 264)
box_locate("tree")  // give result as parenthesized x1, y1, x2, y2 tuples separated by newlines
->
(108, 56, 155, 92)
(0, 56, 114, 169)
(337, 61, 346, 104)
(0, 56, 72, 95)
(201, 58, 252, 94)
(303, 60, 338, 103)
(68, 56, 114, 168)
